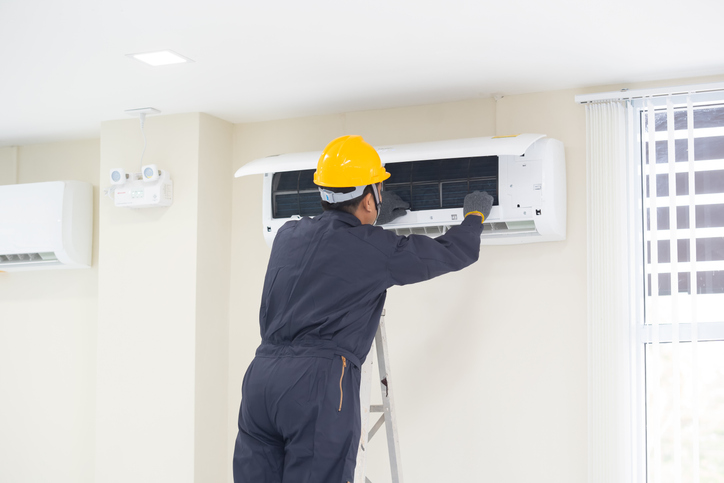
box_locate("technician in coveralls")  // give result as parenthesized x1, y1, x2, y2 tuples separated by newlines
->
(233, 135, 493, 483)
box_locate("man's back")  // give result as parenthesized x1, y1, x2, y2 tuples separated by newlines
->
(259, 209, 483, 363)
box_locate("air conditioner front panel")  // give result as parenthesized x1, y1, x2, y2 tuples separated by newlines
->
(0, 181, 93, 271)
(0, 182, 64, 254)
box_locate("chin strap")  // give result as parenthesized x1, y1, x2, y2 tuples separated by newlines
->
(371, 184, 382, 225)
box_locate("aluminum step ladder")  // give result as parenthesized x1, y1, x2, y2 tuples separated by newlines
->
(354, 309, 403, 483)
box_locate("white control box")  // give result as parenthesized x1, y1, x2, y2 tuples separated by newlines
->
(114, 170, 173, 208)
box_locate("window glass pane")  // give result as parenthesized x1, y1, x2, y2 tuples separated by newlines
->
(646, 341, 724, 482)
(697, 205, 724, 228)
(646, 206, 690, 231)
(694, 106, 724, 129)
(695, 171, 724, 195)
(697, 237, 724, 262)
(646, 173, 690, 197)
(696, 271, 724, 294)
(645, 137, 724, 164)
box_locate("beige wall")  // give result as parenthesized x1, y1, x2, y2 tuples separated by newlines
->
(97, 113, 232, 483)
(228, 95, 585, 482)
(195, 114, 233, 483)
(0, 146, 18, 184)
(229, 74, 724, 483)
(0, 139, 100, 483)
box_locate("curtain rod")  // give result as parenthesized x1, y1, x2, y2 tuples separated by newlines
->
(575, 81, 724, 104)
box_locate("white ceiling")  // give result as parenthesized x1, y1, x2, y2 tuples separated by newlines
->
(2, 0, 724, 147)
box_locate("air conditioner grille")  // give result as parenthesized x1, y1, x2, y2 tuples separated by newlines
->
(391, 220, 538, 238)
(0, 252, 58, 266)
(384, 156, 498, 211)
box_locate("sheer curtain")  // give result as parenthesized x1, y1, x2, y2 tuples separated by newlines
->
(586, 100, 638, 483)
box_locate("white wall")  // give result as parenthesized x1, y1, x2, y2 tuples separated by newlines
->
(0, 140, 100, 483)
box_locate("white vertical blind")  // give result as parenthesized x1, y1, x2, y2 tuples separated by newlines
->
(637, 91, 724, 482)
(586, 100, 635, 483)
(645, 99, 663, 483)
(665, 96, 683, 483)
(685, 95, 701, 483)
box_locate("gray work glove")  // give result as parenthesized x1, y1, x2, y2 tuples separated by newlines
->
(463, 191, 493, 222)
(376, 192, 410, 225)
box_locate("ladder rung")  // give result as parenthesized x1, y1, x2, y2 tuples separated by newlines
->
(368, 414, 385, 441)
(370, 405, 384, 413)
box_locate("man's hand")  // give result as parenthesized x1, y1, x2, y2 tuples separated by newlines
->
(463, 191, 493, 222)
(376, 192, 410, 225)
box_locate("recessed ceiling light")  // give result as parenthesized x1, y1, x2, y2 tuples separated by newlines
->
(127, 50, 194, 67)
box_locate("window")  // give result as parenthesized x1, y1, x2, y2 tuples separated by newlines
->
(634, 96, 724, 482)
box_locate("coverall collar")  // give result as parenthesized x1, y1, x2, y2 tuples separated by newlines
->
(321, 209, 362, 227)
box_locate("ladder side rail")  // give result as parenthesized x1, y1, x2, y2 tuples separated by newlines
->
(375, 315, 403, 483)
(354, 349, 374, 483)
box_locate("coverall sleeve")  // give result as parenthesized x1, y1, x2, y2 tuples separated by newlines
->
(385, 215, 483, 286)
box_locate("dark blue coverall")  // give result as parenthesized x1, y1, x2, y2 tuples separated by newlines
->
(233, 209, 483, 483)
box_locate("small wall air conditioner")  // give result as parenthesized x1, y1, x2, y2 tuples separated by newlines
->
(0, 181, 93, 271)
(234, 134, 565, 246)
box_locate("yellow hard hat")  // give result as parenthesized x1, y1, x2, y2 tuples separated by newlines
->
(314, 135, 391, 188)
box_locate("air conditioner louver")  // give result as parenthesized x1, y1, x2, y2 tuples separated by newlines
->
(390, 220, 539, 238)
(0, 252, 63, 269)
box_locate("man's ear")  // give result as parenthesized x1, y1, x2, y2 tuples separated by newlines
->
(364, 192, 376, 212)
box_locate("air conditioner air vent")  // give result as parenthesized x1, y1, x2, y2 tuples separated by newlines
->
(391, 220, 538, 238)
(0, 252, 59, 266)
(389, 225, 450, 236)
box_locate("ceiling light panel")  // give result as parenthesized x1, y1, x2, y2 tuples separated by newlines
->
(127, 50, 193, 66)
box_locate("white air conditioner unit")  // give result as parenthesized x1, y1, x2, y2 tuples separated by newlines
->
(0, 181, 93, 271)
(234, 134, 566, 246)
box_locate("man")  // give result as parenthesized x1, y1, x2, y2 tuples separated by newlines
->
(234, 135, 493, 483)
